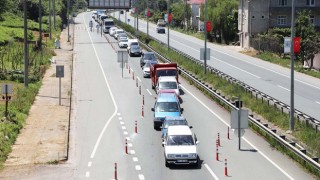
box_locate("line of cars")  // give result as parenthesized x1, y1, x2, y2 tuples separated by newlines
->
(145, 61, 200, 167)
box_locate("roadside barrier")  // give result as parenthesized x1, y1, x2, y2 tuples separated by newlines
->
(125, 139, 128, 154)
(114, 163, 118, 180)
(218, 133, 221, 146)
(135, 120, 138, 133)
(141, 105, 144, 117)
(225, 159, 228, 176)
(136, 79, 138, 87)
(216, 140, 219, 161)
(139, 85, 141, 95)
(227, 127, 230, 140)
(132, 72, 135, 80)
(142, 95, 144, 105)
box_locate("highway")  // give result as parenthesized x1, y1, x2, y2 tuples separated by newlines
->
(111, 11, 320, 121)
(70, 12, 315, 179)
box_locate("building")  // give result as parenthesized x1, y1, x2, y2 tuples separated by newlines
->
(187, 0, 205, 31)
(238, 0, 320, 49)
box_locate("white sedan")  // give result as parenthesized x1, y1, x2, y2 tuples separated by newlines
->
(118, 38, 129, 48)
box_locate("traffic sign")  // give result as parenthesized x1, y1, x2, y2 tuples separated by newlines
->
(147, 10, 151, 17)
(206, 21, 212, 32)
(168, 13, 173, 23)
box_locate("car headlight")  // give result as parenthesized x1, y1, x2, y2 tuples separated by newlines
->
(167, 154, 175, 158)
(190, 153, 197, 158)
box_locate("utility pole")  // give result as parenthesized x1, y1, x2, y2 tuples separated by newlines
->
(49, 0, 52, 39)
(184, 0, 187, 30)
(53, 0, 56, 30)
(289, 0, 295, 131)
(23, 0, 28, 87)
(39, 0, 43, 65)
(204, 0, 207, 74)
(67, 0, 70, 42)
(167, 0, 170, 50)
(147, 0, 149, 38)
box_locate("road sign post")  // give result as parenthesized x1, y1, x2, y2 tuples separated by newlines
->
(56, 65, 64, 105)
(231, 99, 248, 150)
(117, 50, 128, 78)
(2, 84, 12, 118)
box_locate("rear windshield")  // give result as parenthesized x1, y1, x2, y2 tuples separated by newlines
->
(130, 42, 139, 46)
(159, 81, 177, 89)
(144, 53, 155, 60)
(156, 70, 177, 77)
(167, 135, 194, 146)
(164, 120, 187, 128)
(104, 21, 114, 26)
(155, 102, 179, 112)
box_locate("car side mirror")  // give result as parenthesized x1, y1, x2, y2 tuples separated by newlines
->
(196, 141, 199, 145)
(189, 125, 193, 129)
(162, 141, 166, 145)
(151, 108, 155, 111)
(180, 108, 184, 112)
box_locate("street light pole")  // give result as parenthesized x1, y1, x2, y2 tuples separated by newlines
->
(147, 0, 149, 38)
(204, 0, 207, 74)
(53, 0, 56, 30)
(23, 0, 28, 87)
(290, 0, 295, 131)
(67, 0, 70, 42)
(167, 0, 170, 50)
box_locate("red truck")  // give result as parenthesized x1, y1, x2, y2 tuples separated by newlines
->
(150, 63, 179, 89)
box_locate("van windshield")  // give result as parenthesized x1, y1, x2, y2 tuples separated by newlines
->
(155, 102, 179, 112)
(157, 70, 177, 77)
(167, 135, 194, 146)
(105, 21, 114, 26)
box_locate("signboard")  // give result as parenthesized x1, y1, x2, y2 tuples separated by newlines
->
(2, 84, 12, 94)
(231, 110, 248, 129)
(89, 0, 131, 9)
(117, 50, 128, 62)
(56, 65, 64, 78)
(200, 48, 210, 60)
(284, 37, 291, 54)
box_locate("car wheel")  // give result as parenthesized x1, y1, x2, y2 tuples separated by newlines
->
(153, 123, 157, 130)
(129, 53, 132, 57)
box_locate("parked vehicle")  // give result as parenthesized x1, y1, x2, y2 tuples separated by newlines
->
(128, 45, 142, 57)
(140, 52, 157, 67)
(161, 116, 188, 141)
(150, 63, 179, 89)
(163, 125, 199, 167)
(143, 61, 158, 77)
(151, 93, 183, 129)
(103, 19, 115, 33)
(156, 76, 180, 96)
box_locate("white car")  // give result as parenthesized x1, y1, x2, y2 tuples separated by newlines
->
(143, 61, 157, 78)
(109, 27, 118, 37)
(114, 29, 125, 39)
(156, 76, 180, 96)
(118, 38, 129, 48)
(163, 125, 199, 167)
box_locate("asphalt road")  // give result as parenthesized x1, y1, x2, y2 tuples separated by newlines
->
(69, 12, 315, 179)
(112, 11, 320, 121)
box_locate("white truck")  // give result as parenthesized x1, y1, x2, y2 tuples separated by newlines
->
(163, 125, 199, 167)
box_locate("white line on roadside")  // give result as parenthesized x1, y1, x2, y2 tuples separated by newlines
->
(133, 157, 138, 162)
(146, 89, 152, 95)
(118, 117, 123, 120)
(128, 143, 133, 147)
(117, 113, 121, 116)
(122, 126, 126, 130)
(120, 121, 124, 125)
(316, 101, 320, 105)
(181, 84, 295, 180)
(88, 162, 92, 167)
(83, 15, 119, 159)
(277, 85, 290, 92)
(123, 131, 128, 135)
(130, 150, 136, 154)
(138, 174, 145, 180)
(204, 164, 219, 180)
(85, 171, 90, 177)
(137, 77, 141, 82)
(135, 165, 141, 170)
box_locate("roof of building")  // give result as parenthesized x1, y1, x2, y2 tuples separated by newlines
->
(187, 0, 204, 5)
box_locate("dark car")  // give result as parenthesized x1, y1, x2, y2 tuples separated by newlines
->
(129, 45, 142, 57)
(140, 52, 157, 67)
(156, 25, 166, 33)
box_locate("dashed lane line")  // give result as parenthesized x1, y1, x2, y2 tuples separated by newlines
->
(146, 89, 152, 95)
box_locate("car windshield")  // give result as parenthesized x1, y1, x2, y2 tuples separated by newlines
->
(156, 70, 177, 77)
(164, 120, 187, 128)
(159, 81, 177, 89)
(167, 135, 194, 146)
(131, 42, 139, 46)
(132, 45, 140, 50)
(104, 21, 114, 26)
(155, 102, 179, 112)
(143, 53, 155, 60)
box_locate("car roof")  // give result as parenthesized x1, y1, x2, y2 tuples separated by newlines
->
(156, 93, 179, 102)
(165, 116, 186, 121)
(158, 76, 177, 82)
(167, 125, 192, 136)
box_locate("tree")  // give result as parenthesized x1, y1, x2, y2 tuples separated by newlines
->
(295, 10, 320, 68)
(0, 0, 8, 19)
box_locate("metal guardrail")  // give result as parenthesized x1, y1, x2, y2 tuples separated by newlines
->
(120, 24, 320, 173)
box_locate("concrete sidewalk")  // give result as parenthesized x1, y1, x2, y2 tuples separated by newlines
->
(1, 25, 73, 172)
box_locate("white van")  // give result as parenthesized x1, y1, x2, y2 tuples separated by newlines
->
(103, 19, 115, 33)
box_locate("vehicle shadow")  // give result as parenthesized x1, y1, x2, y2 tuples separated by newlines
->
(168, 158, 203, 170)
(240, 148, 257, 152)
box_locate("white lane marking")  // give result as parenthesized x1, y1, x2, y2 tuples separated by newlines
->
(130, 150, 136, 154)
(123, 131, 128, 135)
(212, 57, 261, 79)
(277, 85, 290, 92)
(85, 171, 90, 177)
(135, 165, 141, 170)
(316, 101, 320, 105)
(84, 15, 119, 159)
(126, 137, 131, 141)
(204, 164, 219, 180)
(122, 126, 126, 130)
(117, 113, 121, 116)
(146, 89, 152, 95)
(181, 84, 295, 179)
(118, 117, 123, 120)
(88, 162, 92, 167)
(243, 138, 294, 180)
(128, 143, 133, 147)
(138, 174, 145, 180)
(137, 77, 141, 82)
(133, 157, 138, 162)
(120, 121, 124, 125)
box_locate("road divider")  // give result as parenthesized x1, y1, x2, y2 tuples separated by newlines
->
(225, 159, 228, 176)
(114, 163, 118, 180)
(135, 120, 138, 133)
